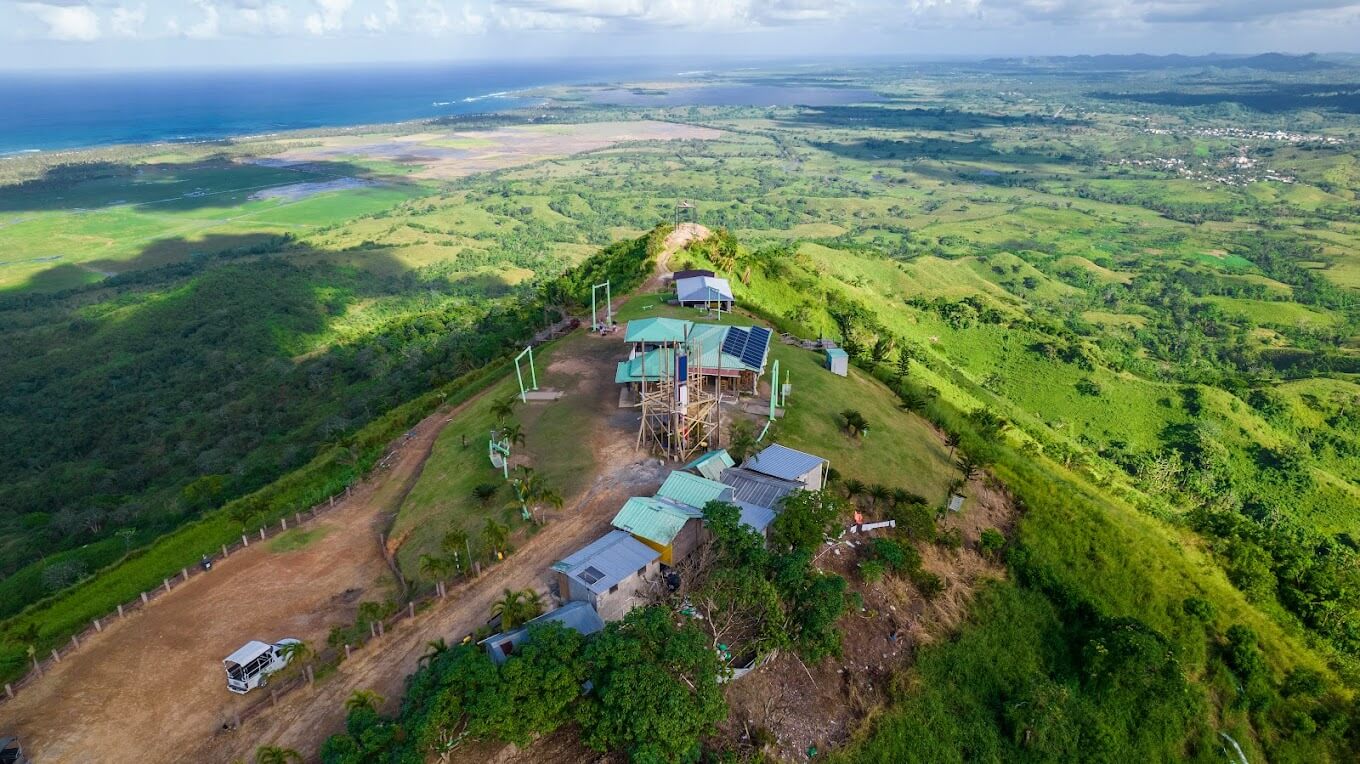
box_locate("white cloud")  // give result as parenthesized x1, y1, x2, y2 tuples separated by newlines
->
(304, 0, 352, 34)
(238, 2, 293, 34)
(491, 0, 853, 30)
(363, 0, 400, 30)
(17, 2, 102, 41)
(186, 0, 221, 37)
(110, 3, 147, 37)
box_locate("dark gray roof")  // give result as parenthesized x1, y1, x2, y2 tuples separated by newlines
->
(744, 443, 827, 482)
(551, 529, 659, 595)
(720, 467, 800, 509)
(673, 268, 715, 280)
(479, 602, 606, 664)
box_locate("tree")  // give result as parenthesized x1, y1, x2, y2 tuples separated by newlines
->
(441, 527, 471, 572)
(576, 607, 727, 762)
(726, 419, 759, 463)
(843, 478, 866, 504)
(944, 432, 962, 458)
(344, 689, 383, 715)
(967, 407, 1008, 438)
(471, 482, 499, 504)
(420, 554, 456, 581)
(501, 422, 527, 448)
(866, 483, 892, 511)
(255, 746, 303, 764)
(702, 501, 769, 570)
(472, 623, 588, 745)
(979, 528, 1005, 560)
(490, 588, 542, 632)
(489, 395, 520, 423)
(276, 640, 312, 667)
(507, 465, 564, 523)
(894, 344, 915, 381)
(839, 409, 870, 439)
(482, 518, 509, 559)
(771, 489, 846, 552)
(871, 334, 896, 364)
(420, 638, 449, 666)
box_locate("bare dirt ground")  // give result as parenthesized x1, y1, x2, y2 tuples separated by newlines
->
(269, 121, 724, 181)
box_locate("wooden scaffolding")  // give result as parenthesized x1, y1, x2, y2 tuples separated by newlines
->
(636, 336, 719, 462)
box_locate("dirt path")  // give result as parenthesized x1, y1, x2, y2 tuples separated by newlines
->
(200, 328, 663, 762)
(1, 387, 494, 764)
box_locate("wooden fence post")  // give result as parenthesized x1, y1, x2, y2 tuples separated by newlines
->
(71, 635, 79, 650)
(295, 512, 302, 525)
(93, 618, 102, 633)
(344, 644, 351, 660)
(281, 517, 287, 532)
(270, 689, 278, 707)
(474, 561, 482, 577)
(181, 568, 189, 582)
(141, 592, 149, 605)
(5, 683, 13, 699)
(163, 579, 171, 594)
(242, 534, 249, 547)
(369, 622, 377, 639)
(305, 664, 315, 685)
(50, 649, 60, 664)
(222, 544, 228, 558)
(117, 604, 124, 619)
(377, 621, 384, 637)
(330, 495, 335, 507)
(259, 527, 266, 541)
(408, 602, 415, 618)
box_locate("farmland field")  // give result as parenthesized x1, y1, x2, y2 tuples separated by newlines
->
(2, 58, 1360, 762)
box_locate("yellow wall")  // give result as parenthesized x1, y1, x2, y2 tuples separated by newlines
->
(633, 534, 674, 566)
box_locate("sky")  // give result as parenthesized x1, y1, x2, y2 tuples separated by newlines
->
(2, 0, 1359, 71)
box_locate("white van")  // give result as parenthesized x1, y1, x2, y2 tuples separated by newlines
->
(223, 638, 301, 694)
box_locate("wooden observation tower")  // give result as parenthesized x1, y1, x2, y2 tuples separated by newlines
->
(636, 334, 719, 462)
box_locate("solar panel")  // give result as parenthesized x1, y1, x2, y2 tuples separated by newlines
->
(721, 326, 749, 358)
(579, 566, 605, 585)
(741, 327, 771, 368)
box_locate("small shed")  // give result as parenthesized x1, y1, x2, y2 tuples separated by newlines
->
(675, 276, 734, 310)
(612, 495, 708, 565)
(552, 530, 661, 621)
(479, 601, 605, 665)
(743, 443, 830, 491)
(682, 449, 735, 482)
(948, 494, 966, 513)
(825, 347, 849, 377)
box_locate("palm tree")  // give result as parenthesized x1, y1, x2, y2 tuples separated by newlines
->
(490, 588, 543, 632)
(489, 394, 520, 423)
(502, 422, 527, 448)
(839, 409, 869, 439)
(255, 746, 303, 764)
(440, 528, 471, 572)
(420, 638, 449, 667)
(727, 419, 758, 463)
(482, 518, 509, 559)
(419, 554, 455, 581)
(843, 478, 866, 505)
(957, 454, 984, 482)
(508, 466, 564, 523)
(867, 484, 892, 511)
(275, 640, 312, 667)
(944, 432, 962, 459)
(344, 689, 383, 715)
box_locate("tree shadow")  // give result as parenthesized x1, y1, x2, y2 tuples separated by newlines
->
(1089, 84, 1360, 114)
(0, 154, 406, 214)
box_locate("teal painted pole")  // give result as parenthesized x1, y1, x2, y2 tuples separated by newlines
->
(515, 363, 526, 403)
(769, 359, 780, 420)
(528, 346, 538, 391)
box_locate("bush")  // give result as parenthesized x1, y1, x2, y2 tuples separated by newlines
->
(859, 559, 887, 583)
(911, 570, 946, 599)
(979, 529, 1005, 560)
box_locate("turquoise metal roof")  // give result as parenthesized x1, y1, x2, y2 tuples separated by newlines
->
(611, 497, 699, 546)
(624, 317, 692, 344)
(683, 450, 735, 482)
(656, 471, 733, 511)
(825, 348, 849, 359)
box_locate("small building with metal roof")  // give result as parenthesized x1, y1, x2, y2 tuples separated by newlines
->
(656, 470, 734, 511)
(675, 275, 734, 310)
(673, 268, 716, 281)
(617, 320, 772, 396)
(682, 449, 735, 482)
(720, 467, 802, 510)
(736, 500, 777, 536)
(611, 494, 708, 565)
(743, 443, 830, 491)
(825, 347, 849, 376)
(479, 601, 606, 664)
(551, 530, 661, 621)
(624, 316, 693, 345)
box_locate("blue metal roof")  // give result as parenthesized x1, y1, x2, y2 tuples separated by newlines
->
(676, 276, 733, 303)
(744, 443, 827, 482)
(736, 501, 777, 534)
(552, 530, 660, 595)
(720, 467, 800, 509)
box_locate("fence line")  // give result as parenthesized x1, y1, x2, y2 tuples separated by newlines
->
(0, 481, 364, 706)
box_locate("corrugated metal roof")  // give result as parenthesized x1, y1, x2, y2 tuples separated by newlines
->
(825, 348, 849, 359)
(676, 276, 733, 303)
(656, 471, 733, 511)
(611, 497, 700, 546)
(683, 450, 735, 482)
(720, 468, 800, 509)
(744, 443, 827, 482)
(624, 317, 692, 344)
(736, 501, 776, 533)
(552, 530, 660, 594)
(480, 602, 605, 664)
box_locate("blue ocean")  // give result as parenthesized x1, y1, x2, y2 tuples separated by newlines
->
(0, 59, 683, 155)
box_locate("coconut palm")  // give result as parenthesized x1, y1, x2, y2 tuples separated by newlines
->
(275, 640, 312, 666)
(944, 432, 962, 459)
(726, 419, 759, 463)
(508, 465, 564, 523)
(482, 518, 509, 559)
(489, 394, 520, 423)
(419, 554, 456, 581)
(255, 746, 303, 764)
(490, 588, 543, 632)
(344, 689, 383, 715)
